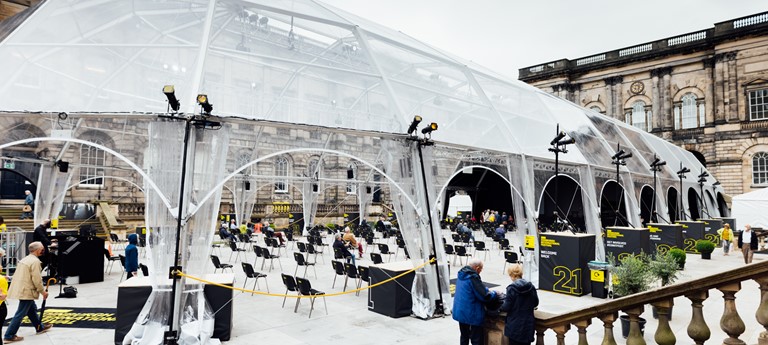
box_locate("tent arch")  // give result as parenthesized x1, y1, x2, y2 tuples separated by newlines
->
(599, 179, 630, 227)
(538, 173, 587, 231)
(667, 186, 680, 222)
(687, 187, 701, 220)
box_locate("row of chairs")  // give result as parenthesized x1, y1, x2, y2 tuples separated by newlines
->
(281, 274, 327, 318)
(330, 260, 370, 296)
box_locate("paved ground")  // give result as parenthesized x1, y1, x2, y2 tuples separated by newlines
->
(3, 230, 766, 345)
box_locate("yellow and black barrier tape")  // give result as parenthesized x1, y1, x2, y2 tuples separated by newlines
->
(174, 258, 436, 298)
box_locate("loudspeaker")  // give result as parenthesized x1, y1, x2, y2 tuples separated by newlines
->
(244, 181, 251, 190)
(366, 186, 372, 194)
(58, 161, 69, 173)
(312, 184, 318, 193)
(347, 169, 354, 179)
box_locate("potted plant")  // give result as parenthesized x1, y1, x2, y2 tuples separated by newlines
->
(609, 253, 653, 338)
(668, 248, 686, 269)
(649, 251, 681, 319)
(696, 240, 715, 259)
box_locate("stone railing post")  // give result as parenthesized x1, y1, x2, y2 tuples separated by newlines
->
(599, 312, 618, 345)
(652, 299, 676, 345)
(552, 324, 570, 345)
(755, 277, 768, 345)
(623, 306, 646, 345)
(573, 319, 591, 345)
(686, 290, 711, 345)
(535, 326, 547, 345)
(483, 315, 506, 345)
(718, 282, 746, 345)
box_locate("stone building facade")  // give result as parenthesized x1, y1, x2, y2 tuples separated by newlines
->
(519, 12, 768, 196)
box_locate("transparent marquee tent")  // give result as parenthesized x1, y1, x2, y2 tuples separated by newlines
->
(0, 0, 727, 344)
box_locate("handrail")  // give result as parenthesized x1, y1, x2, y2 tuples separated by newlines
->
(534, 259, 768, 327)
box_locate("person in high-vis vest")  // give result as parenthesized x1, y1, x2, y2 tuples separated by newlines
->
(717, 223, 733, 256)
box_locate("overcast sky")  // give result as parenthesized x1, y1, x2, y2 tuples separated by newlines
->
(321, 0, 767, 79)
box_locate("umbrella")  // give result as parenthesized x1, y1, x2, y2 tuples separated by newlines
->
(39, 278, 57, 322)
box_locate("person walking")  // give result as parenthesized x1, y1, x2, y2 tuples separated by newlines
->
(4, 242, 52, 343)
(453, 258, 497, 345)
(125, 234, 139, 279)
(0, 248, 8, 344)
(19, 191, 34, 220)
(499, 264, 538, 345)
(738, 224, 758, 264)
(717, 223, 733, 256)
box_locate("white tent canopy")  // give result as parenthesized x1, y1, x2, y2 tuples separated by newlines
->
(731, 188, 768, 229)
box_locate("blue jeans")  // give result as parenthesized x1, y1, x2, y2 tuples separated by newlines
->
(4, 300, 42, 339)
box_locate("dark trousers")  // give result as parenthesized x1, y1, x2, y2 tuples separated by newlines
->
(0, 302, 6, 344)
(459, 323, 483, 345)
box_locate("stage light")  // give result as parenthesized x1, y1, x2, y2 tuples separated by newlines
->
(244, 181, 251, 190)
(550, 131, 566, 146)
(557, 137, 576, 146)
(56, 160, 69, 173)
(617, 151, 633, 160)
(650, 157, 667, 167)
(698, 176, 707, 184)
(698, 171, 710, 178)
(407, 115, 422, 135)
(713, 181, 721, 186)
(312, 183, 319, 193)
(421, 122, 438, 135)
(163, 85, 180, 112)
(197, 94, 213, 114)
(611, 149, 626, 160)
(676, 167, 691, 175)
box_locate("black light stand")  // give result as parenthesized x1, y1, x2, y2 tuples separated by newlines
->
(547, 124, 575, 231)
(698, 169, 710, 218)
(649, 154, 666, 223)
(676, 164, 691, 221)
(407, 117, 445, 317)
(610, 144, 633, 227)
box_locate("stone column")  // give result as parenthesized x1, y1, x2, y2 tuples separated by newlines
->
(604, 76, 623, 120)
(652, 299, 676, 345)
(718, 282, 746, 345)
(659, 67, 674, 131)
(726, 52, 739, 121)
(651, 72, 662, 131)
(754, 277, 768, 345)
(703, 57, 719, 125)
(552, 324, 570, 345)
(573, 319, 591, 345)
(623, 306, 646, 345)
(535, 326, 547, 345)
(599, 312, 619, 345)
(686, 290, 711, 345)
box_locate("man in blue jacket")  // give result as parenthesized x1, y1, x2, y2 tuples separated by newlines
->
(453, 258, 496, 345)
(124, 234, 139, 279)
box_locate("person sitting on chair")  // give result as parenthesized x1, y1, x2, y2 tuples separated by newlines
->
(343, 227, 363, 259)
(333, 234, 355, 266)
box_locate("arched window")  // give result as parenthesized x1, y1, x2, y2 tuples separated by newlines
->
(346, 162, 357, 194)
(274, 156, 288, 193)
(675, 93, 705, 129)
(624, 101, 651, 131)
(79, 141, 105, 186)
(753, 152, 768, 185)
(590, 106, 602, 113)
(235, 152, 252, 175)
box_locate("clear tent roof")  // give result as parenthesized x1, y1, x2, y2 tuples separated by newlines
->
(0, 0, 712, 181)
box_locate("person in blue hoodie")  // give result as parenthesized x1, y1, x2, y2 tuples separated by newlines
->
(125, 234, 139, 279)
(453, 258, 496, 345)
(500, 263, 539, 345)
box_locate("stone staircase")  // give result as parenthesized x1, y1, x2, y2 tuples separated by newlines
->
(0, 205, 103, 233)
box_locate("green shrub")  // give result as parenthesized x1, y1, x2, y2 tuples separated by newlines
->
(649, 251, 681, 286)
(695, 239, 715, 253)
(668, 248, 686, 268)
(609, 253, 653, 297)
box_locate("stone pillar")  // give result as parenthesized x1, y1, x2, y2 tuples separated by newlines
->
(754, 277, 768, 345)
(651, 72, 662, 131)
(604, 76, 623, 120)
(686, 290, 711, 345)
(552, 324, 570, 345)
(718, 282, 746, 345)
(652, 299, 676, 345)
(623, 306, 646, 345)
(703, 57, 719, 125)
(726, 52, 739, 121)
(659, 68, 674, 131)
(535, 326, 547, 345)
(573, 319, 591, 345)
(599, 312, 619, 345)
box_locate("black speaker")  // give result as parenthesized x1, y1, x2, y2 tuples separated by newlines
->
(347, 169, 354, 179)
(58, 161, 69, 173)
(79, 224, 95, 237)
(244, 181, 251, 190)
(312, 184, 318, 192)
(366, 186, 372, 194)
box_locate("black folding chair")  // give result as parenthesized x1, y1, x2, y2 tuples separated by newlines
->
(284, 231, 297, 250)
(228, 241, 246, 262)
(139, 264, 149, 276)
(370, 252, 383, 265)
(104, 248, 120, 274)
(343, 262, 359, 293)
(293, 252, 317, 278)
(503, 251, 522, 274)
(395, 238, 407, 260)
(211, 255, 233, 273)
(377, 243, 395, 262)
(259, 246, 282, 272)
(444, 244, 456, 266)
(474, 241, 490, 261)
(455, 245, 471, 266)
(307, 243, 324, 264)
(295, 277, 327, 318)
(357, 266, 370, 296)
(241, 262, 268, 295)
(331, 260, 345, 288)
(119, 255, 126, 282)
(280, 274, 300, 311)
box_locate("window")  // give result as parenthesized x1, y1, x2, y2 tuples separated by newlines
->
(753, 152, 768, 185)
(346, 162, 357, 194)
(675, 93, 705, 129)
(79, 141, 105, 185)
(749, 89, 768, 120)
(274, 156, 288, 193)
(589, 106, 602, 113)
(624, 101, 651, 131)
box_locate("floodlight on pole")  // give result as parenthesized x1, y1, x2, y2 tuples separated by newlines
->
(163, 85, 180, 112)
(421, 122, 438, 136)
(407, 115, 422, 135)
(550, 131, 566, 146)
(197, 94, 213, 114)
(548, 124, 576, 231)
(649, 154, 666, 223)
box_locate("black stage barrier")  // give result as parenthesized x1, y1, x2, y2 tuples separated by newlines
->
(677, 221, 711, 253)
(539, 232, 595, 296)
(605, 227, 650, 261)
(115, 274, 233, 344)
(699, 218, 724, 247)
(369, 261, 415, 318)
(646, 223, 684, 254)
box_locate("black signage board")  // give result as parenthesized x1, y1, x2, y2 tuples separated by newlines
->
(699, 218, 724, 247)
(646, 223, 684, 254)
(605, 227, 650, 260)
(539, 232, 595, 296)
(677, 221, 709, 253)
